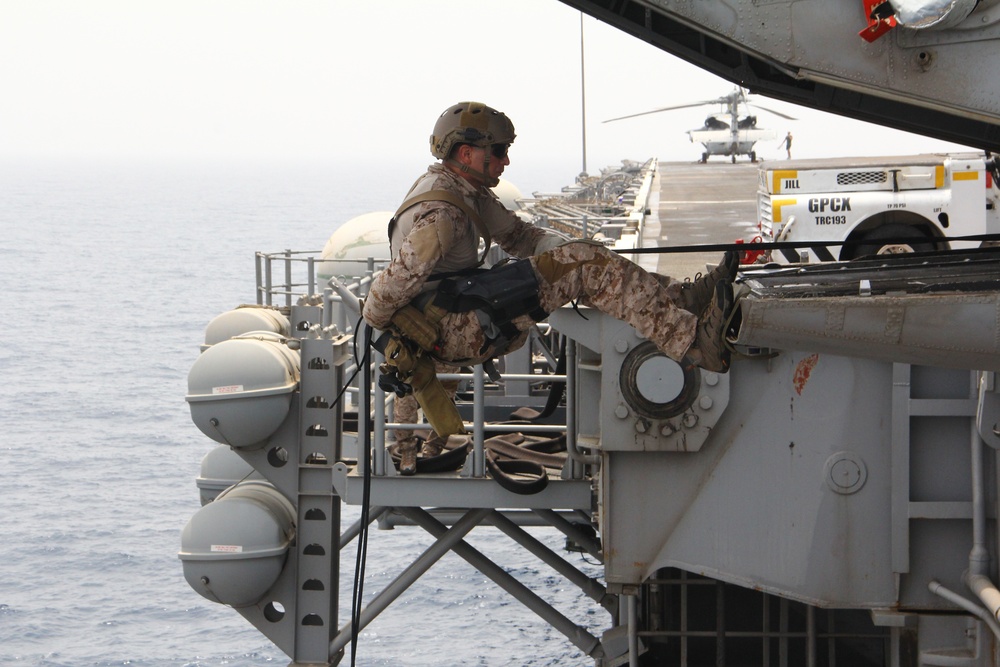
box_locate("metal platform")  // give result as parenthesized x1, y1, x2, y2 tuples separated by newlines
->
(182, 159, 1000, 666)
(333, 463, 593, 510)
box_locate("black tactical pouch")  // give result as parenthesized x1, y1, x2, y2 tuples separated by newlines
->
(433, 259, 548, 323)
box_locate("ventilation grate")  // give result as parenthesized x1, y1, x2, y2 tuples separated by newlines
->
(837, 171, 887, 186)
(638, 568, 890, 666)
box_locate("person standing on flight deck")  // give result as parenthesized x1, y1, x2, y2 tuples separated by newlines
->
(779, 131, 793, 159)
(363, 101, 737, 475)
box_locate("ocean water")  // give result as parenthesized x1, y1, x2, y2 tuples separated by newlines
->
(0, 158, 604, 666)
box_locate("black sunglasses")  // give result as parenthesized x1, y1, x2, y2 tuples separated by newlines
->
(490, 143, 510, 159)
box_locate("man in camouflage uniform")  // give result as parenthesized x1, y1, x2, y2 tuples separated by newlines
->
(364, 101, 735, 474)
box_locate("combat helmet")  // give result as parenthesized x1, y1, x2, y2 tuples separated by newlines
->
(430, 102, 515, 160)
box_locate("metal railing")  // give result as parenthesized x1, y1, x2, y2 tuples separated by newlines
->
(368, 348, 593, 480)
(253, 248, 591, 481)
(519, 158, 656, 245)
(254, 250, 389, 308)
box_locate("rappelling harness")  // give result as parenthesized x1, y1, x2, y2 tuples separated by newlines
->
(374, 189, 548, 445)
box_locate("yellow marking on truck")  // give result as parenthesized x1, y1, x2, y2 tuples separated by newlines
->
(953, 171, 979, 181)
(772, 170, 797, 194)
(773, 198, 797, 223)
(935, 165, 944, 188)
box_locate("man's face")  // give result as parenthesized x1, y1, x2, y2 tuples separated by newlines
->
(471, 143, 510, 182)
(449, 142, 511, 186)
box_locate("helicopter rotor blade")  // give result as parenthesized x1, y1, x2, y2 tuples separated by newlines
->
(746, 103, 798, 120)
(602, 99, 724, 123)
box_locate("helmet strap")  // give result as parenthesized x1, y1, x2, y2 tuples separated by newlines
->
(444, 155, 499, 189)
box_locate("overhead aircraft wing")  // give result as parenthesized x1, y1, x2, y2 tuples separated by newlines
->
(561, 0, 1000, 151)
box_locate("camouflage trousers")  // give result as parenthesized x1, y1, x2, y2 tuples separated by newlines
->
(433, 241, 697, 364)
(394, 242, 697, 448)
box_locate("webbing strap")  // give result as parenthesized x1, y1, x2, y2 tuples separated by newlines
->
(486, 450, 548, 495)
(391, 189, 491, 265)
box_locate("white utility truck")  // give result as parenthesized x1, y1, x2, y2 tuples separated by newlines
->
(756, 152, 1000, 262)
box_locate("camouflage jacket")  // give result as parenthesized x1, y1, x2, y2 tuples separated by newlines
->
(363, 164, 558, 330)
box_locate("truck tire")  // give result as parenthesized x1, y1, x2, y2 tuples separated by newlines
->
(848, 224, 935, 259)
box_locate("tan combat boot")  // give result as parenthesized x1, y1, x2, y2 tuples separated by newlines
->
(397, 439, 418, 476)
(680, 250, 739, 315)
(689, 280, 734, 373)
(420, 435, 446, 459)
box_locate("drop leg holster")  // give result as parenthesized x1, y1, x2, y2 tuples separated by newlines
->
(374, 331, 465, 439)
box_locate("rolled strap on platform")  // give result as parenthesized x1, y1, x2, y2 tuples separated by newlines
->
(486, 450, 548, 495)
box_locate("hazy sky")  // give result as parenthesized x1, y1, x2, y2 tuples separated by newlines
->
(2, 0, 975, 177)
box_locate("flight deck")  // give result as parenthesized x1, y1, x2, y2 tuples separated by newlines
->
(652, 160, 759, 277)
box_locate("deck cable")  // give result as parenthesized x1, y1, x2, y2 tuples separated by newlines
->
(613, 232, 1000, 255)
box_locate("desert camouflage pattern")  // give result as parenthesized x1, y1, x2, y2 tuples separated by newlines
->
(428, 243, 696, 363)
(364, 163, 699, 448)
(533, 243, 696, 360)
(365, 164, 552, 330)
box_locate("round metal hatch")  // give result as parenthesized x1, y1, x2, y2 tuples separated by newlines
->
(619, 341, 700, 419)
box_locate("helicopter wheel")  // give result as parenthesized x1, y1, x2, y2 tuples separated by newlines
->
(701, 153, 708, 163)
(750, 151, 757, 163)
(731, 155, 736, 163)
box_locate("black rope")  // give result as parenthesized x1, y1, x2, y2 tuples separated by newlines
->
(613, 232, 1000, 254)
(532, 336, 567, 421)
(350, 315, 373, 666)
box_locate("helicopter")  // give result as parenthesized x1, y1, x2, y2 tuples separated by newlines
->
(604, 86, 797, 163)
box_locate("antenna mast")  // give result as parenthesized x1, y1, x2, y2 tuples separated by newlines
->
(580, 13, 588, 176)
